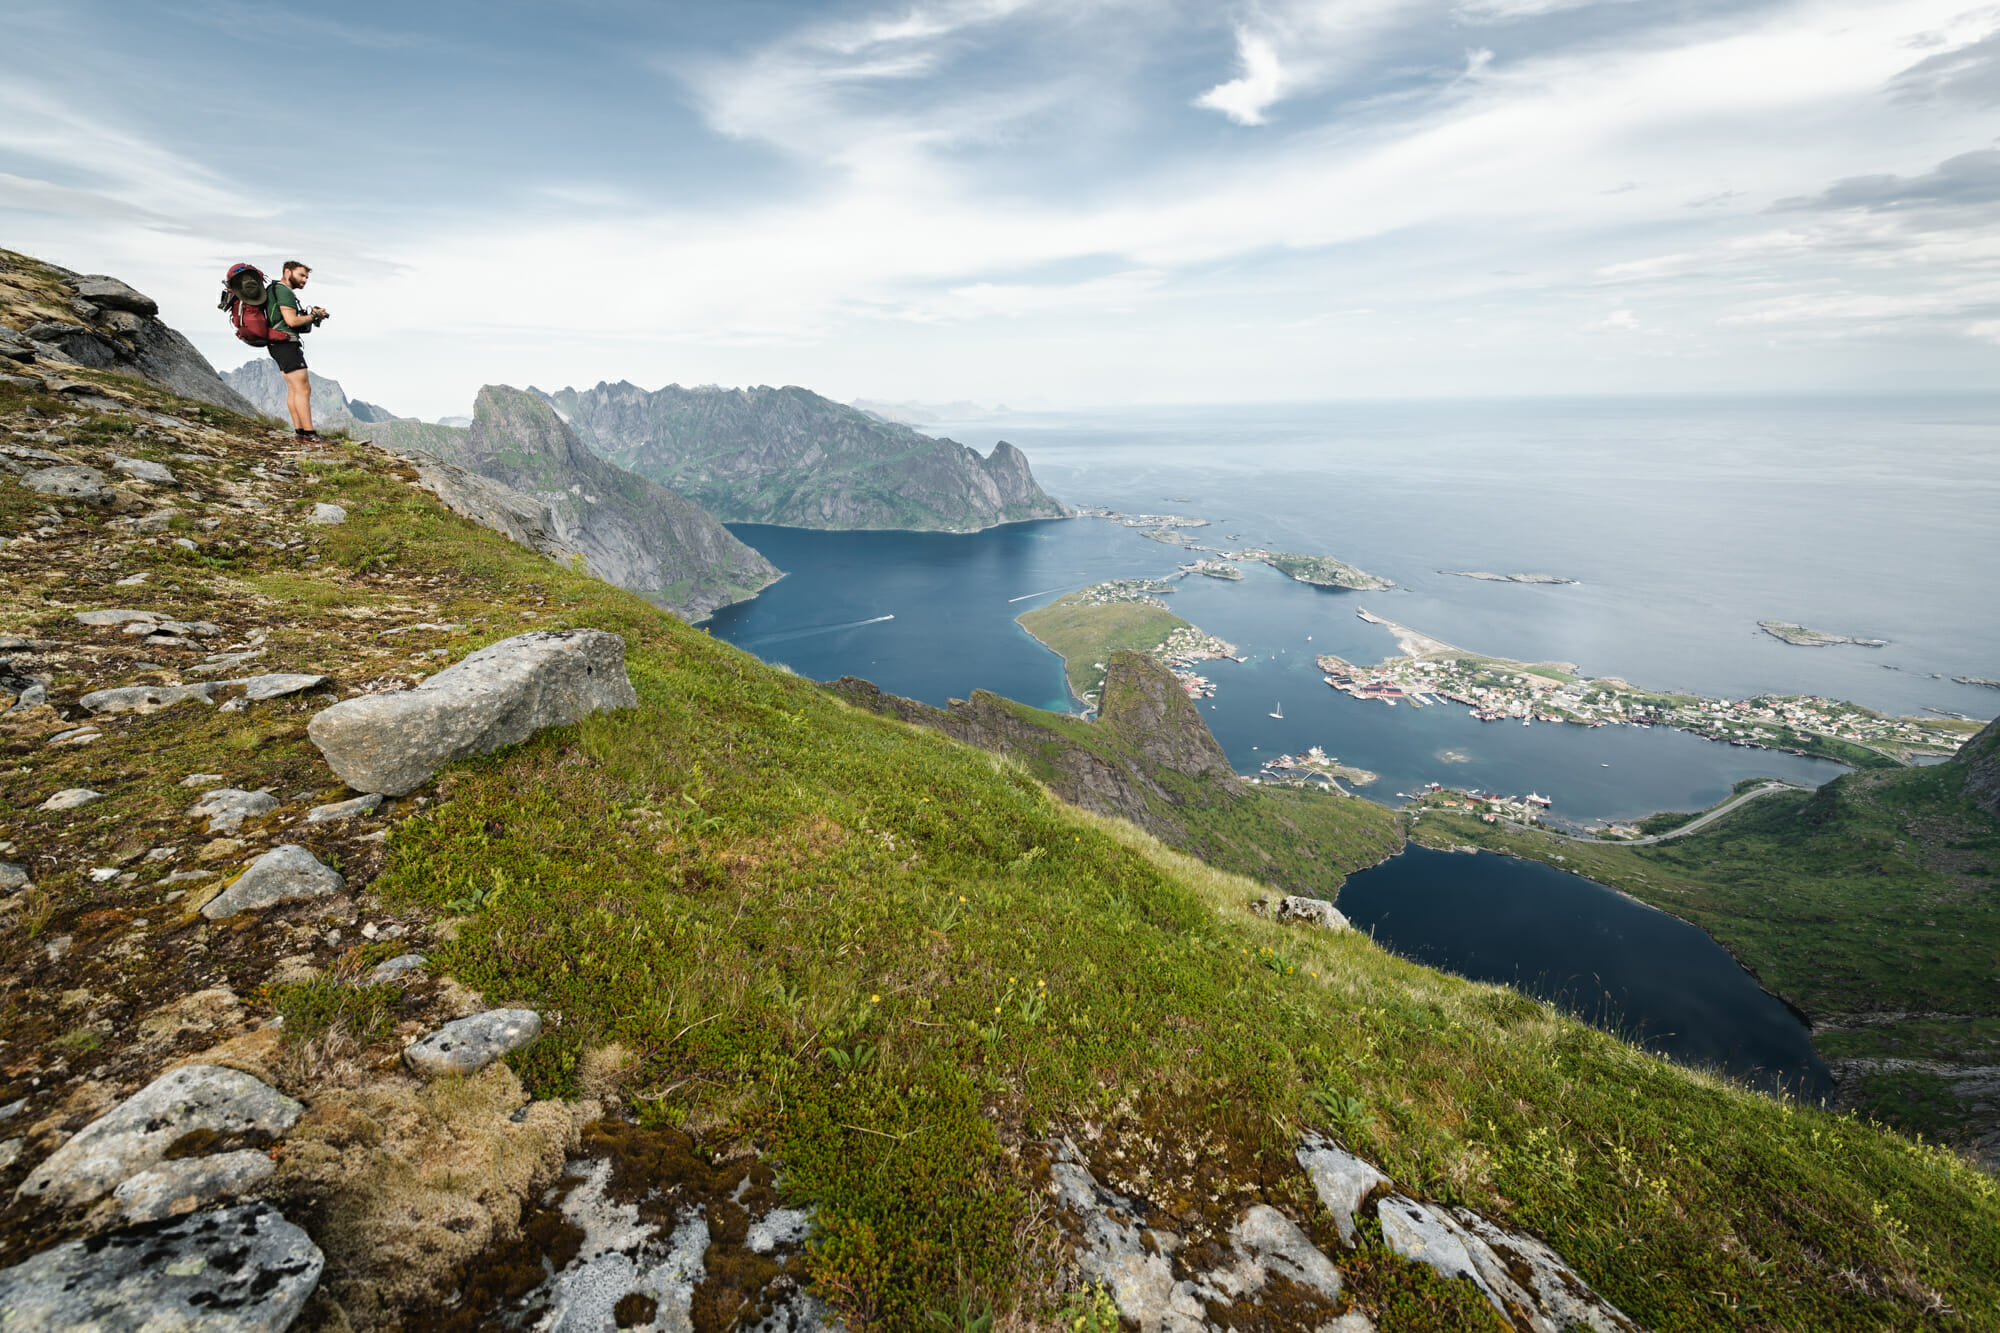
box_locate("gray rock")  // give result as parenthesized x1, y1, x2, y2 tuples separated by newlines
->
(1049, 1158, 1344, 1332)
(306, 792, 383, 823)
(73, 275, 159, 317)
(9, 682, 48, 709)
(233, 673, 330, 703)
(75, 608, 160, 626)
(307, 503, 346, 525)
(307, 629, 638, 795)
(1377, 1197, 1486, 1289)
(187, 788, 280, 834)
(0, 863, 28, 890)
(78, 682, 217, 714)
(0, 1201, 321, 1332)
(109, 455, 176, 484)
(16, 1065, 303, 1209)
(125, 619, 220, 638)
(201, 845, 343, 919)
(40, 788, 104, 812)
(366, 953, 427, 984)
(0, 1139, 20, 1171)
(1445, 1207, 1643, 1333)
(1296, 1139, 1390, 1248)
(21, 465, 112, 503)
(1276, 895, 1353, 932)
(112, 1149, 275, 1223)
(403, 1008, 541, 1077)
(132, 508, 180, 533)
(0, 325, 34, 360)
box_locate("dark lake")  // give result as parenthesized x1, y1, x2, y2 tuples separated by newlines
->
(1336, 845, 1831, 1099)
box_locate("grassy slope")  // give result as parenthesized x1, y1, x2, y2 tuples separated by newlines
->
(1409, 765, 2000, 1143)
(1014, 596, 1187, 704)
(958, 688, 1405, 898)
(4, 371, 1999, 1329)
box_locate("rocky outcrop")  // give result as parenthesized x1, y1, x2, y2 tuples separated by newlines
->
(1295, 1141, 1640, 1333)
(17, 1065, 303, 1210)
(829, 650, 1240, 847)
(389, 449, 585, 567)
(307, 628, 639, 795)
(359, 388, 779, 621)
(1957, 714, 2000, 821)
(221, 357, 405, 431)
(1050, 1136, 1638, 1333)
(540, 380, 1068, 531)
(1051, 1154, 1351, 1332)
(0, 1202, 323, 1332)
(0, 254, 260, 415)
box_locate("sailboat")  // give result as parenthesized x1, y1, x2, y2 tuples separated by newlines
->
(1269, 701, 1284, 719)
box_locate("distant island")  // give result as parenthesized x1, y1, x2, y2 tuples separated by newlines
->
(1440, 570, 1576, 585)
(1760, 621, 1888, 648)
(1236, 550, 1395, 591)
(1957, 676, 2000, 690)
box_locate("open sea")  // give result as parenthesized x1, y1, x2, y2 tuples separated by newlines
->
(704, 395, 2000, 1090)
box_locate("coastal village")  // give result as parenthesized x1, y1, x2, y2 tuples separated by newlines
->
(1317, 609, 1976, 764)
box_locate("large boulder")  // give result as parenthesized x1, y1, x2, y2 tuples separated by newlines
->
(17, 1065, 302, 1210)
(0, 1201, 322, 1332)
(73, 275, 160, 317)
(306, 629, 638, 795)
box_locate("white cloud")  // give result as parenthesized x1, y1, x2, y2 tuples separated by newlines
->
(1194, 28, 1288, 125)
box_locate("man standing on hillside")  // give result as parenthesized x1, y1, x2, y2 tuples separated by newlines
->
(266, 260, 328, 442)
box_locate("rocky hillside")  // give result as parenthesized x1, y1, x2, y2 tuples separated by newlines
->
(0, 251, 258, 417)
(539, 380, 1068, 531)
(3, 254, 1999, 1332)
(829, 651, 1402, 897)
(358, 388, 779, 621)
(1958, 713, 2000, 820)
(220, 358, 402, 433)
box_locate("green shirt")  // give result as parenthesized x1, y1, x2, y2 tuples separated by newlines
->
(267, 282, 309, 336)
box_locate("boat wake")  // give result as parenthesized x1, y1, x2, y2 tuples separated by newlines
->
(748, 614, 894, 647)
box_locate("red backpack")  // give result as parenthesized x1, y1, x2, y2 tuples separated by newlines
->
(218, 264, 291, 346)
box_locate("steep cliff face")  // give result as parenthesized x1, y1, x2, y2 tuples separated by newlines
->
(0, 251, 258, 416)
(358, 387, 779, 620)
(1958, 714, 2000, 820)
(539, 381, 1067, 531)
(827, 651, 1401, 895)
(220, 358, 403, 432)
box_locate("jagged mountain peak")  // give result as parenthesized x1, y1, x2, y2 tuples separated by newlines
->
(541, 378, 1067, 531)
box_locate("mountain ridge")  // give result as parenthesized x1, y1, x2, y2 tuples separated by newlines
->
(539, 379, 1067, 531)
(356, 387, 778, 620)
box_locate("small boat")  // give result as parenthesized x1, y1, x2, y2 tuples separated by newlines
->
(1269, 701, 1284, 719)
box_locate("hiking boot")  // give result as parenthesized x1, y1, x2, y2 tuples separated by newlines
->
(295, 429, 326, 443)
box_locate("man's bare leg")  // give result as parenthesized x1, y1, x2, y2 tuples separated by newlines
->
(283, 367, 313, 432)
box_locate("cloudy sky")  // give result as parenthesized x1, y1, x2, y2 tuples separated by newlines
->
(4, 0, 1997, 416)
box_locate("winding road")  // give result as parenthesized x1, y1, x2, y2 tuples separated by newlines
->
(1484, 781, 1808, 846)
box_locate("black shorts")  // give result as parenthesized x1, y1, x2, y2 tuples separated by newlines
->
(267, 339, 307, 374)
